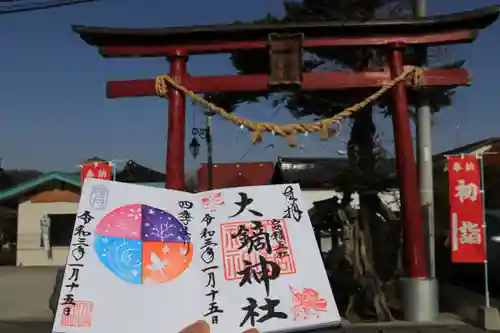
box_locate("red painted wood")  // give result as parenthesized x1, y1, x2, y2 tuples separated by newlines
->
(165, 55, 188, 190)
(197, 162, 275, 192)
(389, 47, 428, 278)
(99, 30, 476, 57)
(106, 68, 470, 98)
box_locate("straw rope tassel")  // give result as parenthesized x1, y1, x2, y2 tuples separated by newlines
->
(155, 66, 423, 147)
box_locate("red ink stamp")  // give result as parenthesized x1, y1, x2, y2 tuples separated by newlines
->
(201, 192, 225, 212)
(290, 286, 328, 320)
(60, 301, 94, 327)
(220, 219, 296, 281)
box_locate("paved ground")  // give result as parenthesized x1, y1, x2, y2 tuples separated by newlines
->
(0, 267, 56, 322)
(0, 267, 494, 333)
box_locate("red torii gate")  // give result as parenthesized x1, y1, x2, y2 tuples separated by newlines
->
(72, 6, 499, 284)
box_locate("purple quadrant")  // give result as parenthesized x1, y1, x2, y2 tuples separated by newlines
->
(141, 205, 191, 243)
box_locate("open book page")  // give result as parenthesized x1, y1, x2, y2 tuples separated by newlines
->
(195, 185, 340, 333)
(52, 180, 340, 333)
(52, 179, 205, 333)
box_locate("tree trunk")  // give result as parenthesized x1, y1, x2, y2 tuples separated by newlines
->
(344, 107, 397, 321)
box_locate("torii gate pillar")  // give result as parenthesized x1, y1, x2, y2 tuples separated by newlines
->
(166, 53, 188, 190)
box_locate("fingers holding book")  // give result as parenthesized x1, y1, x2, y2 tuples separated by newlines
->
(180, 320, 259, 333)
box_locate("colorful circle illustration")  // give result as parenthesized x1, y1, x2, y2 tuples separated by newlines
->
(94, 204, 193, 284)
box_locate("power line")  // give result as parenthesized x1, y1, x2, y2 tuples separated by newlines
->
(0, 0, 99, 14)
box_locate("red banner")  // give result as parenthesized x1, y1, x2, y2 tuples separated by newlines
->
(81, 162, 112, 184)
(448, 155, 486, 263)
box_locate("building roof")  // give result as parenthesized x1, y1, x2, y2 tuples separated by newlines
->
(70, 159, 165, 183)
(81, 156, 107, 164)
(271, 157, 397, 189)
(197, 162, 274, 192)
(72, 5, 500, 50)
(435, 137, 500, 158)
(0, 171, 81, 202)
(0, 158, 166, 203)
(196, 158, 398, 192)
(115, 160, 165, 183)
(433, 137, 500, 172)
(0, 169, 167, 203)
(0, 169, 43, 190)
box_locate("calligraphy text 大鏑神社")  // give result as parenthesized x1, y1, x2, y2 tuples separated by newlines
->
(282, 186, 303, 223)
(200, 213, 223, 324)
(61, 210, 94, 316)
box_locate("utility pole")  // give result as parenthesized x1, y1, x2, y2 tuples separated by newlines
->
(404, 0, 439, 322)
(415, 0, 436, 280)
(415, 0, 435, 281)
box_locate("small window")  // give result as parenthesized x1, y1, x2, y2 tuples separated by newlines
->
(40, 214, 77, 247)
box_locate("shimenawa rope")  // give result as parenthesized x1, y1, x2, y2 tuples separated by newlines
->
(155, 66, 423, 147)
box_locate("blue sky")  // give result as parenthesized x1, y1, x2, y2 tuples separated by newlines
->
(0, 0, 498, 174)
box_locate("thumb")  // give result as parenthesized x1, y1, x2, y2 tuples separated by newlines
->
(242, 329, 260, 333)
(179, 320, 210, 333)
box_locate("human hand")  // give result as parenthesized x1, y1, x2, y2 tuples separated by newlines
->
(180, 320, 259, 333)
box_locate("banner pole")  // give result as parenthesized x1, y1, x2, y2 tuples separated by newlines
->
(112, 161, 116, 181)
(479, 154, 490, 309)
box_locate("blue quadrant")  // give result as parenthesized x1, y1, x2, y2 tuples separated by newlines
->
(94, 235, 143, 285)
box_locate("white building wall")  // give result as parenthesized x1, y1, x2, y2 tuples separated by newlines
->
(17, 201, 78, 266)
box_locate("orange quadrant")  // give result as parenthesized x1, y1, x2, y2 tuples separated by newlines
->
(142, 241, 193, 283)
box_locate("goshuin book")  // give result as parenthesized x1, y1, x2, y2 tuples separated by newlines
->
(52, 179, 341, 333)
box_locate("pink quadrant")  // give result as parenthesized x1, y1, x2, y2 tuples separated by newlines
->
(95, 204, 142, 240)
